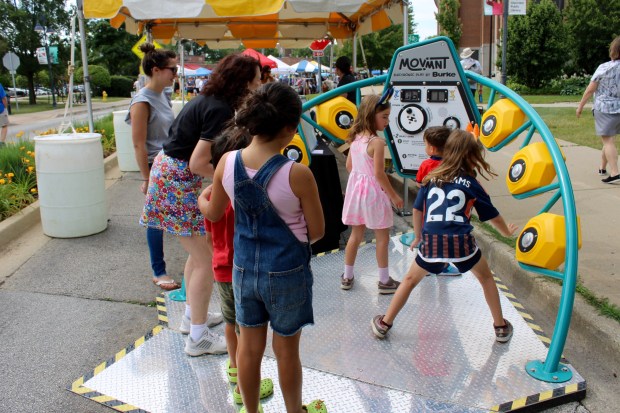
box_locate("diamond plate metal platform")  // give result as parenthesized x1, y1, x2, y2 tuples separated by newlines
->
(70, 235, 586, 412)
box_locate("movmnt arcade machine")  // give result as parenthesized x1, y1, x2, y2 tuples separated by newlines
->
(384, 38, 479, 176)
(70, 38, 585, 413)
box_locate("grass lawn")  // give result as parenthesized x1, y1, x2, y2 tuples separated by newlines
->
(480, 87, 582, 104)
(533, 107, 599, 149)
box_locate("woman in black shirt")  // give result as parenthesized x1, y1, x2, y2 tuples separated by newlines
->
(141, 54, 261, 355)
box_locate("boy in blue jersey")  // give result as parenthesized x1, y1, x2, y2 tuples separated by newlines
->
(373, 129, 518, 343)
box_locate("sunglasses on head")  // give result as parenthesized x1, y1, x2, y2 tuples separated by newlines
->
(376, 87, 394, 108)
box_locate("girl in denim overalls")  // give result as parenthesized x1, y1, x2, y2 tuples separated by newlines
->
(203, 82, 327, 413)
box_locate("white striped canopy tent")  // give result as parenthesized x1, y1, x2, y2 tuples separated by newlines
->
(82, 0, 404, 49)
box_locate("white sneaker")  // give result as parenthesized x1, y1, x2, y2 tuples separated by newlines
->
(184, 328, 227, 356)
(207, 311, 224, 328)
(179, 312, 224, 334)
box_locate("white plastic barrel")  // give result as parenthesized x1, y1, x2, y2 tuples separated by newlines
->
(34, 133, 108, 238)
(112, 110, 140, 172)
(171, 100, 184, 118)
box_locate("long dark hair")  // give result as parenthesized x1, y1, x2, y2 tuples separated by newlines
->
(424, 129, 496, 186)
(233, 82, 301, 141)
(202, 54, 261, 111)
(139, 43, 176, 77)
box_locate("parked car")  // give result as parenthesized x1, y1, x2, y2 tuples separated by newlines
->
(7, 87, 28, 97)
(35, 87, 52, 96)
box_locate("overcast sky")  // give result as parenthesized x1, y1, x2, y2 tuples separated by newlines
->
(411, 0, 438, 40)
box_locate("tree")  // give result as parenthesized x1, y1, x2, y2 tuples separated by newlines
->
(506, 0, 568, 89)
(86, 20, 140, 77)
(565, 0, 620, 75)
(0, 0, 70, 104)
(436, 0, 462, 47)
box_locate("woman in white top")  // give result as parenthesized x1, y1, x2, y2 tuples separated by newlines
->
(577, 36, 620, 183)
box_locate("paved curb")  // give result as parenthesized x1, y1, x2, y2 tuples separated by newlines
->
(0, 153, 119, 251)
(388, 174, 620, 373)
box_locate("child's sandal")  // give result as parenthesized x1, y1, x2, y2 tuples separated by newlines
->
(303, 399, 328, 413)
(226, 359, 238, 383)
(233, 378, 274, 404)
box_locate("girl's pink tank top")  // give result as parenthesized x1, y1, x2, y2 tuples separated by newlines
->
(222, 150, 308, 242)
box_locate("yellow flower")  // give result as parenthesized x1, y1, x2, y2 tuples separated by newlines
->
(19, 146, 25, 150)
(24, 159, 30, 163)
(16, 131, 24, 138)
(30, 188, 37, 193)
(0, 179, 5, 185)
(27, 166, 34, 173)
(6, 173, 14, 178)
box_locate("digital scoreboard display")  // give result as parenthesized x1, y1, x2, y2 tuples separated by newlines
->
(427, 89, 448, 103)
(400, 89, 421, 103)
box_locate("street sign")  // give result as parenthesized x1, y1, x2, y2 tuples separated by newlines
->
(36, 47, 48, 65)
(132, 35, 163, 59)
(408, 34, 420, 44)
(312, 50, 324, 58)
(309, 39, 330, 52)
(2, 52, 20, 71)
(509, 0, 527, 15)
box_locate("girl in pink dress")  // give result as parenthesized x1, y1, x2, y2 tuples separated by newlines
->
(341, 90, 404, 293)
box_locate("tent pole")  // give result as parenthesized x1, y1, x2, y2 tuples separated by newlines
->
(352, 32, 358, 75)
(179, 40, 185, 106)
(403, 0, 409, 45)
(76, 0, 94, 132)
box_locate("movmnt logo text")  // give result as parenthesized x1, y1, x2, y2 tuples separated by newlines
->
(398, 57, 449, 71)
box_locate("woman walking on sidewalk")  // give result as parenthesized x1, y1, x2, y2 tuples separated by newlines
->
(127, 43, 180, 290)
(577, 36, 620, 183)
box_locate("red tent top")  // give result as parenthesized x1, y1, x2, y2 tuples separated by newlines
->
(242, 49, 277, 68)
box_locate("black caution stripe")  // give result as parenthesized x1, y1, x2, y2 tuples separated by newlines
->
(156, 294, 168, 326)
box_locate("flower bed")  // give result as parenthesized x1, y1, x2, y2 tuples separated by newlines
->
(0, 114, 116, 223)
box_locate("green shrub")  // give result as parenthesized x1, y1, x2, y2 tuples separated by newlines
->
(74, 65, 111, 96)
(108, 75, 134, 97)
(555, 76, 590, 96)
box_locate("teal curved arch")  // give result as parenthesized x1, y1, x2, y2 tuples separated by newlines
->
(465, 71, 579, 382)
(299, 64, 579, 383)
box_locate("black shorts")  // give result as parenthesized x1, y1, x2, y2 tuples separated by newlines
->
(416, 249, 482, 274)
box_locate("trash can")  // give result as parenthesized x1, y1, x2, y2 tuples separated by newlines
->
(171, 100, 184, 118)
(113, 110, 140, 172)
(34, 133, 108, 238)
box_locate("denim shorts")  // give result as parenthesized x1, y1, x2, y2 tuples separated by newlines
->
(416, 249, 482, 274)
(233, 262, 314, 337)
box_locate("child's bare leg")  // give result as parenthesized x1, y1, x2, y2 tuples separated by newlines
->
(469, 256, 505, 326)
(374, 228, 390, 268)
(226, 324, 238, 369)
(383, 261, 427, 325)
(237, 326, 268, 413)
(272, 332, 304, 413)
(344, 225, 366, 267)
